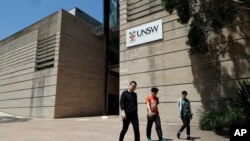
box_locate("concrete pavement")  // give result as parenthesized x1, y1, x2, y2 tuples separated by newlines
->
(0, 115, 228, 141)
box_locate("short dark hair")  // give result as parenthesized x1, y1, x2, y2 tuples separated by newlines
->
(129, 81, 137, 86)
(182, 90, 188, 95)
(151, 87, 159, 93)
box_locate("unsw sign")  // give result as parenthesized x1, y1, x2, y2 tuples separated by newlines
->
(126, 19, 163, 48)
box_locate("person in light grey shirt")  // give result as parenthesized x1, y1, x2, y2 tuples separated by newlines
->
(177, 91, 193, 140)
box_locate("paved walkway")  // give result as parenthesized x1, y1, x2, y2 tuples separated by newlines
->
(0, 115, 228, 141)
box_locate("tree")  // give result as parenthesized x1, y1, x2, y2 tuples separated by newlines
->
(161, 0, 250, 55)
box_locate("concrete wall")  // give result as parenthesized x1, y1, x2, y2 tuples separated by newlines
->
(0, 11, 62, 118)
(119, 0, 250, 124)
(54, 10, 105, 118)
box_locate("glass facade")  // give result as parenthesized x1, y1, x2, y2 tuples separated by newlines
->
(108, 0, 119, 66)
(109, 0, 119, 28)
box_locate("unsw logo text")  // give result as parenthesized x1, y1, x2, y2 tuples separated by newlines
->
(129, 25, 159, 43)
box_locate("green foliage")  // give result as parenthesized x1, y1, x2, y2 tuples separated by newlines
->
(161, 0, 175, 14)
(161, 0, 240, 55)
(199, 109, 248, 135)
(199, 80, 250, 135)
(225, 80, 250, 118)
(161, 0, 191, 24)
(187, 14, 208, 55)
(207, 1, 238, 32)
(241, 0, 250, 3)
(174, 0, 191, 24)
(199, 110, 225, 131)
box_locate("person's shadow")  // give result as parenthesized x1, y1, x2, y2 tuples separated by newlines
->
(152, 139, 173, 141)
(151, 136, 201, 141)
(178, 137, 201, 140)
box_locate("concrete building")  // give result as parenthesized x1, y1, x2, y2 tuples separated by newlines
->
(0, 8, 108, 118)
(119, 0, 250, 124)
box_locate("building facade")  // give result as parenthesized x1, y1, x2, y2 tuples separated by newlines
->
(119, 0, 250, 124)
(0, 8, 106, 118)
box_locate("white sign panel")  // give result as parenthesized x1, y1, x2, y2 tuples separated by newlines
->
(126, 19, 163, 48)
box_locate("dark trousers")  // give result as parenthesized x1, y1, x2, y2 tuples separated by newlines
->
(179, 115, 190, 135)
(119, 111, 140, 141)
(146, 115, 163, 139)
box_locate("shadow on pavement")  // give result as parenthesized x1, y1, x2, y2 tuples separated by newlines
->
(0, 116, 30, 123)
(152, 139, 173, 141)
(191, 137, 201, 140)
(178, 136, 201, 140)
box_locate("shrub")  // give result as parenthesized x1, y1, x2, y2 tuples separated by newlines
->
(225, 80, 250, 121)
(199, 80, 250, 135)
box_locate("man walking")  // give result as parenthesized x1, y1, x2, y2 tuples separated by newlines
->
(177, 91, 193, 140)
(119, 81, 140, 141)
(145, 87, 166, 141)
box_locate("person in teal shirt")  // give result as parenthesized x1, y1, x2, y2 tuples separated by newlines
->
(177, 91, 193, 140)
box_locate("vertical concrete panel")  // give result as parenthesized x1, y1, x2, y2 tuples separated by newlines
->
(54, 10, 105, 118)
(0, 11, 61, 118)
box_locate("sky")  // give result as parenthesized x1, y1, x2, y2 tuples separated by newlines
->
(0, 0, 103, 40)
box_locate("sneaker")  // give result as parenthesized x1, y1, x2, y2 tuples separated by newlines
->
(187, 136, 191, 140)
(177, 131, 181, 139)
(147, 139, 153, 141)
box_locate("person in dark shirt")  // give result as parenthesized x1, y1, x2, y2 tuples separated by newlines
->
(119, 81, 140, 141)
